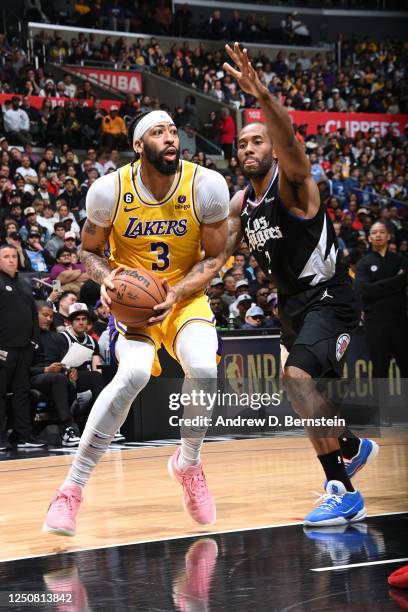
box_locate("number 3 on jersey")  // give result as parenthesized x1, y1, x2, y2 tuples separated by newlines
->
(151, 242, 170, 271)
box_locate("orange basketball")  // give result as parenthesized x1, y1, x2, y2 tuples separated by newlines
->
(107, 268, 167, 327)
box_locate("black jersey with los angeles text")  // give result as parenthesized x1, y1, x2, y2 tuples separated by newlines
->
(240, 166, 359, 346)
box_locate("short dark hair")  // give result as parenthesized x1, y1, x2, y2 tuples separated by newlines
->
(59, 290, 77, 301)
(36, 300, 52, 311)
(0, 243, 17, 252)
(56, 246, 72, 259)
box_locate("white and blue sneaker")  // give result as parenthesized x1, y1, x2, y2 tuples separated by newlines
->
(304, 480, 366, 527)
(344, 438, 379, 479)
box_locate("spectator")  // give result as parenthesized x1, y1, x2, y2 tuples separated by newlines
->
(37, 176, 56, 207)
(101, 105, 127, 150)
(83, 148, 104, 177)
(254, 286, 271, 316)
(60, 303, 104, 430)
(24, 229, 52, 272)
(37, 203, 58, 235)
(103, 149, 120, 174)
(53, 290, 77, 330)
(16, 155, 38, 187)
(0, 244, 46, 450)
(48, 246, 87, 294)
(44, 222, 66, 261)
(3, 96, 31, 146)
(207, 277, 224, 300)
(210, 296, 228, 329)
(20, 206, 48, 243)
(4, 230, 32, 271)
(59, 178, 82, 219)
(92, 299, 109, 339)
(221, 273, 237, 309)
(242, 304, 266, 330)
(30, 302, 81, 447)
(206, 9, 226, 40)
(232, 293, 252, 329)
(63, 230, 78, 255)
(265, 294, 281, 328)
(229, 279, 251, 317)
(56, 201, 81, 236)
(217, 108, 236, 160)
(120, 94, 140, 119)
(355, 221, 408, 392)
(62, 74, 77, 98)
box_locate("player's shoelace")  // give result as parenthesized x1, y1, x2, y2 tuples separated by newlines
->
(312, 491, 343, 511)
(183, 471, 208, 503)
(54, 490, 79, 516)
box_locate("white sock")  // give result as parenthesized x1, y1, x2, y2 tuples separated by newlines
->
(62, 336, 154, 490)
(178, 437, 202, 470)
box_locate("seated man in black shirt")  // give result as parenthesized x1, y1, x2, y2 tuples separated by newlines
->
(31, 302, 81, 446)
(60, 303, 105, 430)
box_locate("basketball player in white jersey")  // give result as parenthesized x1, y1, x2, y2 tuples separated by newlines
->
(43, 110, 229, 536)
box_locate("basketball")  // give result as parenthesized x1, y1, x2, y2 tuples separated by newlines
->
(107, 268, 167, 327)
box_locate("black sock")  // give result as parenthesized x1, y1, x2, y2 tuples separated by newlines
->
(318, 450, 354, 492)
(338, 429, 361, 460)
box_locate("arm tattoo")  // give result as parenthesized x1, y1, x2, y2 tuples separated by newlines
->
(174, 256, 222, 301)
(81, 250, 111, 285)
(81, 224, 112, 285)
(195, 257, 217, 274)
(83, 219, 97, 235)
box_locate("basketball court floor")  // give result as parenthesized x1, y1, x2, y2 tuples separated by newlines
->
(0, 431, 407, 610)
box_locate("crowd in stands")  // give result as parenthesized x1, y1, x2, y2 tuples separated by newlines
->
(27, 0, 407, 41)
(20, 30, 406, 115)
(28, 2, 313, 45)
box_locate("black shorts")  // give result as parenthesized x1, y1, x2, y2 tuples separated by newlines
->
(282, 309, 356, 378)
(285, 335, 351, 378)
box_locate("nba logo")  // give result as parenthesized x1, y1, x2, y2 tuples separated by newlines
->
(178, 195, 186, 203)
(224, 354, 244, 394)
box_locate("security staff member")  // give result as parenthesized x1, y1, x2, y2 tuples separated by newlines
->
(0, 244, 47, 450)
(355, 221, 408, 423)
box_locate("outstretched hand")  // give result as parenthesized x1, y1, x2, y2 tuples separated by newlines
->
(223, 42, 263, 97)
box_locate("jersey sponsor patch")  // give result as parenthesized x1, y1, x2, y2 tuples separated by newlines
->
(336, 333, 350, 361)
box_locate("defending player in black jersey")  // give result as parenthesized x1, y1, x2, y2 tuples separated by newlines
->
(223, 43, 378, 526)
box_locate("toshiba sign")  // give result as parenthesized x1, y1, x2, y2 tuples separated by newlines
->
(243, 109, 408, 137)
(73, 68, 142, 95)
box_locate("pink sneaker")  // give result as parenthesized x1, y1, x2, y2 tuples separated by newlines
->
(43, 567, 88, 611)
(168, 448, 216, 525)
(173, 538, 218, 608)
(42, 485, 83, 537)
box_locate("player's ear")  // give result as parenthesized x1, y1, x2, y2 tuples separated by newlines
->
(134, 138, 143, 156)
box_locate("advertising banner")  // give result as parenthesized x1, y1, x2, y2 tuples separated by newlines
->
(243, 108, 408, 137)
(72, 67, 142, 95)
(0, 93, 123, 114)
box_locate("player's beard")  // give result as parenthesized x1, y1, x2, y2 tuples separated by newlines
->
(143, 142, 180, 175)
(240, 152, 274, 179)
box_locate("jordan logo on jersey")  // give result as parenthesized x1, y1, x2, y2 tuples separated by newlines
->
(123, 217, 188, 239)
(245, 215, 283, 251)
